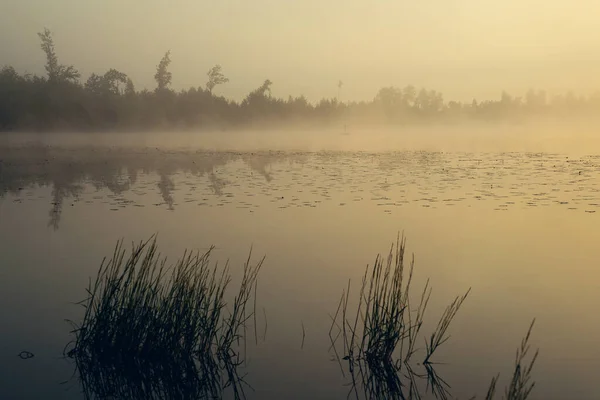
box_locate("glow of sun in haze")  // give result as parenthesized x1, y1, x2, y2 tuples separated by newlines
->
(2, 0, 600, 102)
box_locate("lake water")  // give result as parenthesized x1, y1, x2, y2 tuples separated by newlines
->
(1, 142, 599, 399)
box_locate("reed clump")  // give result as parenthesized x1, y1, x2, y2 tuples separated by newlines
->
(330, 234, 468, 368)
(330, 234, 538, 400)
(65, 236, 263, 399)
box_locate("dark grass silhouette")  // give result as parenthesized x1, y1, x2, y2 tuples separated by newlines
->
(64, 236, 263, 399)
(329, 234, 538, 400)
(61, 233, 538, 399)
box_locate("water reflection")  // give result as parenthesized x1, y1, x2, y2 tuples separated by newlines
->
(0, 145, 305, 229)
(340, 359, 448, 400)
(1, 144, 598, 399)
(1, 145, 599, 231)
(69, 352, 249, 400)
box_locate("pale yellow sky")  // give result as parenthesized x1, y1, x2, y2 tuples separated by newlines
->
(2, 0, 600, 102)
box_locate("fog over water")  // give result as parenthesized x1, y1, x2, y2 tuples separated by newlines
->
(1, 129, 600, 398)
(3, 117, 600, 154)
(2, 1, 600, 399)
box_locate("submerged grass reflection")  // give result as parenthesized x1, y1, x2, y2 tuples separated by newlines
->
(64, 236, 263, 399)
(71, 351, 250, 399)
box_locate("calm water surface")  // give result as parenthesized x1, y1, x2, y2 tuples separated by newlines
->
(1, 144, 599, 399)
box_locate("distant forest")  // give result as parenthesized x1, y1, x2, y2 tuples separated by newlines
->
(2, 28, 600, 132)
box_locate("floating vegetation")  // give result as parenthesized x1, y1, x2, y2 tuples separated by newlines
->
(2, 146, 600, 231)
(64, 236, 264, 399)
(329, 234, 538, 400)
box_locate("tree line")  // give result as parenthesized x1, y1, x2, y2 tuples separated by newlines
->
(1, 28, 599, 132)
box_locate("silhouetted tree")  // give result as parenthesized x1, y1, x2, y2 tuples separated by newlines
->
(242, 80, 272, 106)
(206, 65, 229, 94)
(103, 69, 129, 95)
(403, 85, 417, 108)
(124, 78, 135, 97)
(154, 51, 172, 93)
(254, 79, 272, 97)
(85, 69, 128, 96)
(37, 28, 80, 83)
(0, 66, 25, 128)
(524, 89, 546, 113)
(84, 74, 103, 94)
(2, 28, 600, 133)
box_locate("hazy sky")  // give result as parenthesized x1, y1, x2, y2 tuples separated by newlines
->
(2, 0, 600, 103)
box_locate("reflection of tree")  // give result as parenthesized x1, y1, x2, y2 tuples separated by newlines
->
(157, 173, 175, 210)
(48, 182, 83, 230)
(242, 151, 309, 182)
(87, 165, 133, 194)
(242, 154, 274, 182)
(208, 172, 227, 196)
(0, 145, 308, 230)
